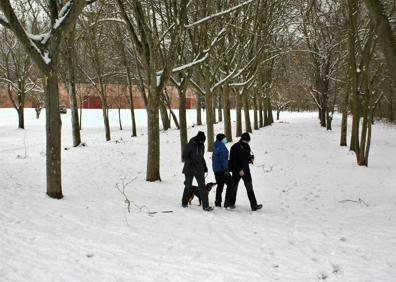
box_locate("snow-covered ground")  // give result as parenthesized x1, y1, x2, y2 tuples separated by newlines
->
(1, 108, 395, 282)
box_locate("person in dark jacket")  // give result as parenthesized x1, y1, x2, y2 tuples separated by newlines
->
(229, 132, 262, 211)
(181, 131, 213, 211)
(212, 133, 235, 208)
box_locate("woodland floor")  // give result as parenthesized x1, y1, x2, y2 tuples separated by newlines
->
(1, 109, 396, 281)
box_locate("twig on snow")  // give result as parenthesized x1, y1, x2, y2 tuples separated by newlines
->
(339, 198, 369, 207)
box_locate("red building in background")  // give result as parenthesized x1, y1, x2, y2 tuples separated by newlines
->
(0, 83, 197, 109)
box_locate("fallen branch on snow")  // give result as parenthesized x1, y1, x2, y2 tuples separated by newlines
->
(115, 177, 148, 213)
(339, 198, 369, 207)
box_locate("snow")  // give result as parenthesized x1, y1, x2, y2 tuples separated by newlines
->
(42, 51, 51, 65)
(1, 109, 396, 281)
(53, 1, 72, 29)
(0, 13, 9, 25)
(185, 0, 254, 28)
(27, 32, 51, 44)
(172, 52, 209, 73)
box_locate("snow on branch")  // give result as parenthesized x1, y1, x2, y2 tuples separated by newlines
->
(210, 66, 238, 92)
(96, 17, 126, 25)
(156, 27, 226, 79)
(0, 12, 10, 28)
(309, 88, 322, 110)
(55, 1, 72, 29)
(189, 78, 205, 95)
(229, 74, 255, 87)
(171, 52, 209, 73)
(185, 0, 254, 28)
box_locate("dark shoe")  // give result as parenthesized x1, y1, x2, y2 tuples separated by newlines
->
(182, 204, 188, 208)
(225, 205, 236, 210)
(203, 206, 214, 212)
(252, 204, 262, 211)
(215, 203, 221, 207)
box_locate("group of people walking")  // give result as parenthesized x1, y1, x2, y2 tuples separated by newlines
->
(181, 131, 262, 212)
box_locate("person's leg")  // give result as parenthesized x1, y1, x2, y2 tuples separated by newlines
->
(181, 173, 194, 206)
(231, 172, 241, 206)
(196, 173, 209, 209)
(242, 172, 258, 209)
(214, 172, 225, 207)
(224, 172, 235, 207)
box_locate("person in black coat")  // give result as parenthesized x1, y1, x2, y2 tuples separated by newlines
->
(181, 131, 213, 211)
(229, 132, 262, 211)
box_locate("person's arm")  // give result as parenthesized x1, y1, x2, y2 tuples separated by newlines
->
(182, 142, 192, 163)
(221, 146, 229, 172)
(230, 145, 242, 172)
(203, 145, 208, 172)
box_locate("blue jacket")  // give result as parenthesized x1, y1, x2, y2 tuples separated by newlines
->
(212, 140, 229, 173)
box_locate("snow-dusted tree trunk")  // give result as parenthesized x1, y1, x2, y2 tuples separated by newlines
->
(236, 91, 242, 137)
(117, 0, 187, 181)
(348, 0, 360, 154)
(0, 0, 86, 199)
(243, 89, 252, 133)
(196, 92, 202, 125)
(253, 89, 259, 130)
(222, 84, 232, 142)
(64, 28, 81, 147)
(363, 0, 396, 84)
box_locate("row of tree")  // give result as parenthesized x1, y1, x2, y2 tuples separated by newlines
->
(0, 0, 395, 199)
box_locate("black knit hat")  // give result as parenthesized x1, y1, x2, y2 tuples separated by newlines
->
(241, 132, 251, 141)
(196, 131, 206, 142)
(216, 133, 226, 141)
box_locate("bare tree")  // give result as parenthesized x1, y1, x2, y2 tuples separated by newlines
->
(0, 0, 89, 198)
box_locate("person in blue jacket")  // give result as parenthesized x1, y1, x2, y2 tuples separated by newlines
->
(212, 133, 235, 208)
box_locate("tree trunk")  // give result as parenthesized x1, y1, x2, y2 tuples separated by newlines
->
(236, 92, 242, 137)
(277, 110, 280, 121)
(65, 30, 81, 147)
(364, 110, 373, 166)
(146, 88, 161, 181)
(17, 106, 24, 129)
(253, 91, 258, 130)
(348, 0, 360, 154)
(243, 90, 252, 133)
(268, 96, 274, 124)
(212, 92, 217, 124)
(222, 84, 232, 142)
(102, 106, 111, 141)
(206, 90, 214, 152)
(259, 97, 264, 127)
(358, 97, 369, 166)
(45, 73, 63, 199)
(160, 103, 170, 130)
(340, 88, 349, 146)
(363, 0, 396, 83)
(196, 92, 202, 125)
(218, 92, 223, 123)
(178, 84, 188, 160)
(264, 96, 269, 126)
(326, 111, 332, 130)
(169, 108, 179, 129)
(118, 107, 123, 130)
(125, 60, 137, 137)
(320, 107, 326, 127)
(35, 107, 42, 119)
(98, 86, 111, 141)
(79, 94, 83, 130)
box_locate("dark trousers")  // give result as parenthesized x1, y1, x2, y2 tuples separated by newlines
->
(182, 172, 209, 209)
(214, 171, 235, 207)
(231, 171, 258, 209)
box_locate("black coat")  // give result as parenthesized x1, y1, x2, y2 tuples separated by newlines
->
(229, 141, 252, 173)
(182, 137, 208, 174)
